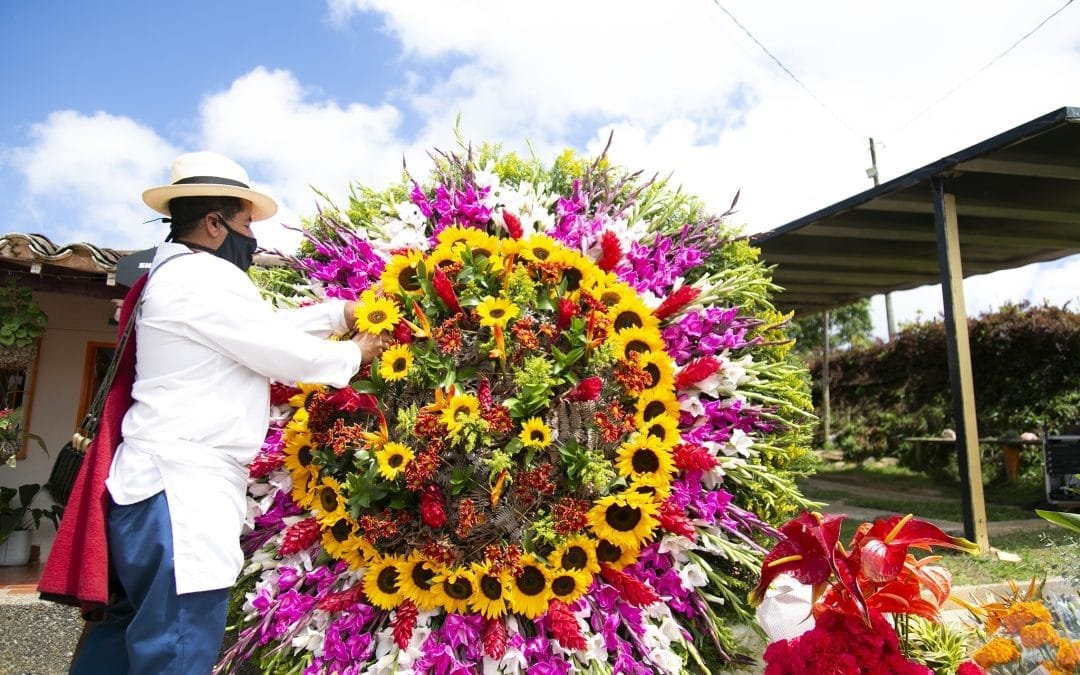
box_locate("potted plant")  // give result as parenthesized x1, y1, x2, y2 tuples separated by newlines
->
(0, 483, 62, 566)
(0, 407, 46, 468)
(0, 281, 48, 370)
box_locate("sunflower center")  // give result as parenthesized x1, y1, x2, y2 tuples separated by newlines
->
(480, 575, 503, 600)
(399, 268, 420, 291)
(596, 540, 622, 563)
(298, 446, 313, 467)
(564, 268, 582, 291)
(531, 247, 550, 260)
(635, 484, 658, 497)
(530, 430, 546, 442)
(412, 563, 436, 590)
(625, 340, 649, 356)
(474, 247, 493, 257)
(614, 311, 642, 331)
(644, 364, 661, 387)
(647, 424, 667, 442)
(551, 575, 577, 596)
(516, 566, 546, 596)
(605, 504, 644, 532)
(377, 567, 400, 594)
(562, 546, 588, 570)
(643, 401, 667, 420)
(453, 405, 471, 417)
(331, 519, 351, 542)
(600, 291, 621, 306)
(632, 449, 661, 473)
(489, 308, 505, 318)
(445, 578, 473, 600)
(393, 357, 407, 372)
(368, 310, 387, 323)
(388, 453, 404, 468)
(320, 488, 339, 512)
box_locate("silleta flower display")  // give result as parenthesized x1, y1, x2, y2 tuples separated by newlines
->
(224, 144, 816, 674)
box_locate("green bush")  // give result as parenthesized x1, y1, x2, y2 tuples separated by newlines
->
(811, 302, 1080, 471)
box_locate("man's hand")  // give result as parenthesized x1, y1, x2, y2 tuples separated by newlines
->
(351, 330, 390, 366)
(344, 301, 359, 330)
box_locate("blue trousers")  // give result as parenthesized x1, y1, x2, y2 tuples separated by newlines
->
(70, 491, 230, 675)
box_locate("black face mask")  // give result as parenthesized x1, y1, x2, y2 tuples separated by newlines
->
(214, 219, 257, 272)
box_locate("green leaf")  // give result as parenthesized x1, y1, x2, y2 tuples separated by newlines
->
(1035, 509, 1080, 534)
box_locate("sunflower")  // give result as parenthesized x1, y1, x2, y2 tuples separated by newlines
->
(435, 225, 476, 250)
(288, 382, 327, 410)
(629, 472, 673, 501)
(520, 234, 560, 264)
(379, 344, 414, 381)
(640, 414, 681, 450)
(355, 536, 379, 564)
(321, 517, 360, 564)
(609, 326, 666, 361)
(588, 491, 660, 550)
(283, 432, 319, 508)
(431, 567, 477, 614)
(551, 248, 592, 292)
(426, 242, 462, 273)
(608, 296, 659, 334)
(461, 228, 500, 259)
(615, 435, 675, 481)
(441, 393, 481, 432)
(636, 351, 676, 394)
(353, 290, 401, 335)
(594, 537, 641, 570)
(374, 441, 414, 480)
(508, 555, 552, 619)
(498, 236, 524, 259)
(363, 554, 405, 610)
(312, 476, 348, 526)
(634, 390, 680, 427)
(591, 279, 636, 309)
(381, 250, 425, 296)
(397, 552, 443, 611)
(284, 408, 309, 435)
(549, 567, 592, 605)
(476, 296, 519, 329)
(469, 562, 512, 619)
(550, 536, 600, 575)
(519, 417, 552, 449)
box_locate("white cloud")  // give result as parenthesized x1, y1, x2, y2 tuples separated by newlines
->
(7, 110, 177, 249)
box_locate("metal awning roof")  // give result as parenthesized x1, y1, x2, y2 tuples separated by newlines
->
(752, 106, 1080, 316)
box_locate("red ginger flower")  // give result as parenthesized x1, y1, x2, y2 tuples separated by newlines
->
(477, 377, 492, 410)
(672, 442, 717, 472)
(420, 485, 447, 529)
(547, 599, 587, 651)
(394, 319, 413, 344)
(249, 452, 284, 479)
(482, 618, 508, 658)
(279, 518, 321, 555)
(556, 297, 577, 332)
(566, 376, 603, 402)
(317, 585, 365, 612)
(432, 266, 463, 315)
(598, 230, 622, 272)
(653, 285, 700, 321)
(599, 565, 660, 607)
(658, 499, 696, 539)
(392, 600, 418, 649)
(502, 210, 523, 239)
(673, 356, 721, 390)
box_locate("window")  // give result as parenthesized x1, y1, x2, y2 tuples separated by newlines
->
(1, 341, 41, 461)
(75, 341, 116, 430)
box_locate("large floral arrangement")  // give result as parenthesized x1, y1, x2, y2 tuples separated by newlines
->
(224, 143, 815, 673)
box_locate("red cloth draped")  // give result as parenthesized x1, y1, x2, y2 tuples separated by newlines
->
(37, 275, 147, 617)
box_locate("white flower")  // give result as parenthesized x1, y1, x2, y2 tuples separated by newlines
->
(582, 632, 609, 664)
(370, 219, 429, 256)
(678, 393, 705, 419)
(657, 533, 695, 561)
(395, 201, 427, 228)
(677, 561, 709, 589)
(290, 626, 324, 654)
(722, 428, 754, 457)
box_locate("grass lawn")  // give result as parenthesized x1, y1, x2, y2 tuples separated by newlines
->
(935, 528, 1079, 587)
(803, 486, 1032, 523)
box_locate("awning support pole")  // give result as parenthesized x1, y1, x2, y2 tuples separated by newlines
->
(931, 175, 990, 553)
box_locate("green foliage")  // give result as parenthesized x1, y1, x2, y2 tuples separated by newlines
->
(813, 302, 1080, 469)
(0, 483, 62, 543)
(789, 299, 874, 355)
(0, 282, 47, 348)
(903, 615, 971, 674)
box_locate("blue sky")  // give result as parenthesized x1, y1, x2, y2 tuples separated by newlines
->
(2, 1, 1079, 337)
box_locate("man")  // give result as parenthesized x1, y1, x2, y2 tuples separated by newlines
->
(65, 152, 383, 673)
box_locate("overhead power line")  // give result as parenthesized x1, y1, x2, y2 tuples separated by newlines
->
(711, 0, 863, 138)
(889, 0, 1075, 137)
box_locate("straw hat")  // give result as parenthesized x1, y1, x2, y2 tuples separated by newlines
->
(142, 151, 278, 221)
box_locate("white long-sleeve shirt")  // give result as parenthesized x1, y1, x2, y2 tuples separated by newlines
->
(105, 242, 361, 594)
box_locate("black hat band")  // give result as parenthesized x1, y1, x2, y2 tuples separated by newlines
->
(172, 175, 250, 189)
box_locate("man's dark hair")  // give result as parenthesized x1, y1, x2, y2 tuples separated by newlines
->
(167, 196, 246, 239)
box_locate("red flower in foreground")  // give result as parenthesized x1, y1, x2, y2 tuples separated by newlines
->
(597, 230, 622, 271)
(566, 376, 603, 402)
(419, 485, 447, 529)
(653, 285, 700, 321)
(673, 356, 721, 390)
(432, 266, 463, 315)
(502, 210, 523, 239)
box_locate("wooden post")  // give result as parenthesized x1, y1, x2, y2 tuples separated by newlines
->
(822, 310, 831, 449)
(931, 176, 990, 553)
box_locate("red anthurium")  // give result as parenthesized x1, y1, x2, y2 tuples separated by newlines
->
(865, 573, 942, 622)
(859, 537, 909, 583)
(908, 556, 952, 607)
(751, 512, 843, 604)
(853, 514, 977, 584)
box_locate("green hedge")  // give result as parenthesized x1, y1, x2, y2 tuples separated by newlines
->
(810, 302, 1080, 472)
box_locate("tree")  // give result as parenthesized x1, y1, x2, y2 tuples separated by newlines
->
(789, 299, 874, 356)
